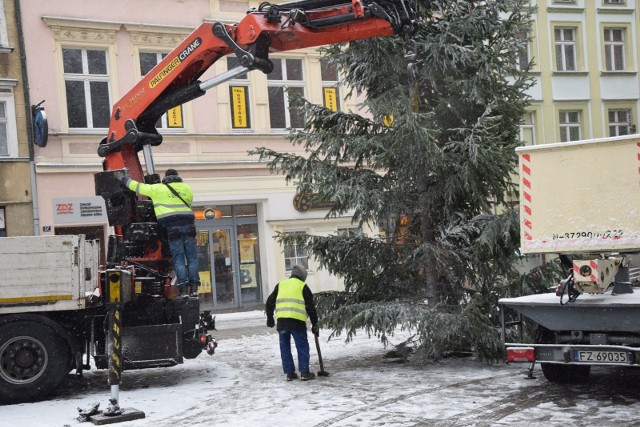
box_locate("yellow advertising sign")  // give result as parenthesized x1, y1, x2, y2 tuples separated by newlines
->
(199, 270, 212, 293)
(239, 238, 255, 262)
(167, 105, 183, 128)
(240, 264, 257, 289)
(231, 86, 249, 128)
(323, 87, 338, 112)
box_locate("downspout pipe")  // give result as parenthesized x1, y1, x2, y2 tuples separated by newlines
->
(14, 0, 39, 235)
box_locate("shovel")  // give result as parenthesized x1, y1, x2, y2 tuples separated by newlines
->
(314, 334, 330, 377)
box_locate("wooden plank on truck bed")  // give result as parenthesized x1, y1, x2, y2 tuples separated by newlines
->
(518, 134, 640, 254)
(0, 235, 94, 314)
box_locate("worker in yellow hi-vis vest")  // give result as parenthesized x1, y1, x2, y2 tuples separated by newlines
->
(265, 265, 319, 381)
(118, 168, 200, 296)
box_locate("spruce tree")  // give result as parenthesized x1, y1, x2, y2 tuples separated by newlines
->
(252, 0, 543, 363)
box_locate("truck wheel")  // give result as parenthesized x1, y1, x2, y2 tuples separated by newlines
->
(0, 321, 70, 403)
(541, 363, 590, 383)
(535, 327, 590, 383)
(182, 339, 202, 359)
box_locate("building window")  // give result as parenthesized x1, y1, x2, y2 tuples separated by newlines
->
(227, 57, 251, 129)
(63, 47, 111, 129)
(140, 52, 184, 128)
(604, 0, 624, 4)
(337, 227, 362, 237)
(554, 28, 576, 71)
(0, 91, 17, 157)
(0, 206, 5, 237)
(283, 231, 308, 271)
(515, 30, 531, 71)
(0, 1, 8, 49)
(268, 58, 305, 130)
(321, 59, 340, 112)
(608, 109, 631, 136)
(559, 110, 581, 142)
(604, 28, 625, 71)
(520, 111, 536, 146)
(0, 100, 8, 156)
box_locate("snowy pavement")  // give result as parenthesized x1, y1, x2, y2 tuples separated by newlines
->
(3, 310, 640, 426)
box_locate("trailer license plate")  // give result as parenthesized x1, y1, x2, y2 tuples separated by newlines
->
(576, 351, 628, 363)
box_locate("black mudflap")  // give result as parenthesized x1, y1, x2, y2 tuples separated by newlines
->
(122, 324, 183, 369)
(169, 297, 200, 331)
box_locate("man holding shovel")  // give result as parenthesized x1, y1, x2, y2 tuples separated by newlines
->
(266, 265, 319, 381)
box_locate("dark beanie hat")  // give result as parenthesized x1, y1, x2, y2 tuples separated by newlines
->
(291, 264, 308, 281)
(165, 169, 178, 177)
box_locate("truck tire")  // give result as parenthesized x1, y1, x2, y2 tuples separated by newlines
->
(536, 327, 591, 383)
(540, 363, 590, 383)
(0, 321, 70, 403)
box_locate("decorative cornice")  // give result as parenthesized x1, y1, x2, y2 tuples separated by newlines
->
(43, 16, 119, 43)
(600, 71, 638, 77)
(0, 78, 18, 88)
(129, 31, 189, 47)
(48, 26, 117, 43)
(551, 71, 590, 76)
(596, 7, 635, 14)
(547, 7, 585, 13)
(42, 16, 195, 45)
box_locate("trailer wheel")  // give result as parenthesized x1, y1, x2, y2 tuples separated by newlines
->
(541, 363, 590, 383)
(0, 321, 70, 403)
(535, 327, 590, 383)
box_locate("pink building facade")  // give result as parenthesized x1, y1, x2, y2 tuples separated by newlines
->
(19, 0, 363, 310)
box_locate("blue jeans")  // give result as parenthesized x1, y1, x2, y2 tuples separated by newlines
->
(279, 329, 310, 374)
(167, 223, 200, 287)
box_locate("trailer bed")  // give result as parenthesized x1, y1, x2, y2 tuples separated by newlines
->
(0, 235, 99, 314)
(499, 289, 640, 332)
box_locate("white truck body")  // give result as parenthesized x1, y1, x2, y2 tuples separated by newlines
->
(0, 235, 99, 314)
(501, 134, 640, 382)
(517, 134, 640, 254)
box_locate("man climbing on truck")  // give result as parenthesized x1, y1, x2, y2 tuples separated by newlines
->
(120, 169, 200, 296)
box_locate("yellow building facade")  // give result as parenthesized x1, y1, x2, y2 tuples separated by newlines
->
(0, 0, 34, 237)
(523, 0, 640, 145)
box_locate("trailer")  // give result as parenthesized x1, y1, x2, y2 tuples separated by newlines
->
(500, 134, 640, 382)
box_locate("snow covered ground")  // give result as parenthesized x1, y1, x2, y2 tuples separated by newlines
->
(3, 309, 640, 427)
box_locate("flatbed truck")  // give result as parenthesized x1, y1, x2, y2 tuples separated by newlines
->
(501, 134, 640, 382)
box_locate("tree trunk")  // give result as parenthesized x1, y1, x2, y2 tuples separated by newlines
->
(417, 170, 438, 307)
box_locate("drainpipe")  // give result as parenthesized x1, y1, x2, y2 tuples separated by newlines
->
(14, 0, 39, 236)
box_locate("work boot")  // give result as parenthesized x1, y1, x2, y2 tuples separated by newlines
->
(286, 373, 298, 381)
(300, 372, 315, 381)
(189, 283, 200, 297)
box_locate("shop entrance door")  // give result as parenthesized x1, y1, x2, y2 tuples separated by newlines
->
(196, 227, 238, 310)
(211, 227, 236, 307)
(195, 204, 262, 310)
